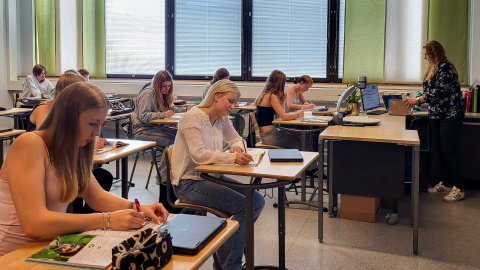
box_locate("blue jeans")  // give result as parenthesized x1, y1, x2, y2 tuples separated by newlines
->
(173, 177, 265, 270)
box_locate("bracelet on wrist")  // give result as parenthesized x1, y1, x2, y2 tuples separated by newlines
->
(107, 212, 111, 230)
(128, 201, 135, 209)
(102, 212, 106, 230)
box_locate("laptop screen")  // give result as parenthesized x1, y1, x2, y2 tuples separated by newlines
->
(361, 83, 381, 111)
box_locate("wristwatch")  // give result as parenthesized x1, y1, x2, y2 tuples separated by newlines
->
(128, 201, 135, 209)
(416, 96, 422, 104)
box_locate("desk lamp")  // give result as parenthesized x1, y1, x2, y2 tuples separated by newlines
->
(332, 76, 367, 125)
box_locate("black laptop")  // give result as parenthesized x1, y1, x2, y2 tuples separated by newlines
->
(155, 214, 227, 255)
(268, 149, 304, 162)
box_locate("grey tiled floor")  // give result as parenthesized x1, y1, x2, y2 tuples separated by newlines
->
(105, 153, 480, 270)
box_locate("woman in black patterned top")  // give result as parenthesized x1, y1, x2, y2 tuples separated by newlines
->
(404, 40, 465, 202)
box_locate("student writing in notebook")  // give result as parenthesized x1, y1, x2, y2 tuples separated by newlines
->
(285, 74, 315, 112)
(0, 82, 168, 256)
(26, 72, 113, 213)
(133, 70, 194, 148)
(254, 70, 303, 149)
(22, 64, 54, 100)
(171, 80, 265, 270)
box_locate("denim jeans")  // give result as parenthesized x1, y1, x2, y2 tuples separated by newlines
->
(173, 177, 265, 270)
(429, 113, 465, 190)
(134, 125, 177, 148)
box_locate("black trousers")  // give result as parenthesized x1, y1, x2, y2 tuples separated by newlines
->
(429, 113, 465, 190)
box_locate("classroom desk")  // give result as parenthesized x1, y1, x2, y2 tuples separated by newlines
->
(0, 220, 239, 270)
(105, 113, 132, 179)
(312, 108, 346, 116)
(0, 108, 33, 129)
(195, 151, 318, 270)
(150, 116, 182, 125)
(272, 116, 331, 205)
(0, 129, 25, 167)
(94, 139, 156, 199)
(318, 120, 420, 254)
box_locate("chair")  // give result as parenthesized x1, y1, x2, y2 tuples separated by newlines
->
(13, 93, 22, 107)
(164, 145, 230, 218)
(249, 112, 284, 149)
(127, 112, 163, 190)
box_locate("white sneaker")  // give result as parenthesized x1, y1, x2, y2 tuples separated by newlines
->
(427, 181, 452, 194)
(443, 186, 465, 202)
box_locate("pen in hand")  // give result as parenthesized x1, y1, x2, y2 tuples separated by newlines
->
(242, 140, 247, 153)
(134, 198, 141, 212)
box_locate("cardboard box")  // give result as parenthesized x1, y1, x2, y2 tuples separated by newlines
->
(340, 194, 381, 223)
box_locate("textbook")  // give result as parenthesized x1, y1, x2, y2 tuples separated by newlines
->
(94, 140, 129, 154)
(26, 223, 162, 269)
(215, 150, 265, 166)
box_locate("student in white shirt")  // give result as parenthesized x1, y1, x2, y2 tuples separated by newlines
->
(171, 80, 265, 270)
(285, 74, 315, 112)
(22, 64, 54, 99)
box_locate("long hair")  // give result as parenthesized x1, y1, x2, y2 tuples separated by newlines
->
(32, 64, 46, 76)
(255, 70, 287, 105)
(293, 74, 313, 85)
(210, 68, 230, 85)
(199, 79, 240, 122)
(38, 82, 109, 202)
(423, 40, 448, 81)
(152, 70, 174, 112)
(53, 73, 86, 98)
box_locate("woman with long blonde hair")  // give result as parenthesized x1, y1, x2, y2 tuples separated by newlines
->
(285, 74, 315, 112)
(0, 82, 168, 256)
(172, 79, 265, 270)
(404, 40, 465, 202)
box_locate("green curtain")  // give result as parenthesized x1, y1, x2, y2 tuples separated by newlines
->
(35, 0, 55, 76)
(83, 0, 106, 78)
(342, 0, 385, 84)
(429, 0, 468, 84)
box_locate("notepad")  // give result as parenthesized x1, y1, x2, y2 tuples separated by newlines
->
(215, 150, 265, 166)
(301, 117, 328, 123)
(94, 140, 129, 154)
(170, 113, 186, 119)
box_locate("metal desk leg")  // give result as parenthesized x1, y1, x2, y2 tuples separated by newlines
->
(245, 188, 255, 270)
(278, 185, 286, 270)
(318, 139, 324, 243)
(300, 132, 307, 203)
(121, 156, 129, 199)
(327, 140, 335, 216)
(115, 120, 120, 179)
(412, 145, 419, 254)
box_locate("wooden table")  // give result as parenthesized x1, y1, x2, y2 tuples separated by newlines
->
(94, 139, 156, 199)
(318, 123, 420, 254)
(0, 220, 239, 270)
(196, 150, 318, 270)
(272, 116, 332, 205)
(0, 129, 26, 167)
(0, 108, 33, 129)
(312, 107, 346, 116)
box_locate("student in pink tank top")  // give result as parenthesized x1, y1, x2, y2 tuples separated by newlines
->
(0, 82, 169, 256)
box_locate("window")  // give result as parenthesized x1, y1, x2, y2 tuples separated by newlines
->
(105, 0, 165, 77)
(174, 0, 242, 78)
(251, 0, 329, 79)
(105, 0, 344, 81)
(384, 0, 428, 83)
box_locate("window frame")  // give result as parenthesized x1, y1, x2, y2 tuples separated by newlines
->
(106, 0, 344, 82)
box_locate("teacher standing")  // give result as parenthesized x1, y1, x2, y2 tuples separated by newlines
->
(404, 40, 465, 202)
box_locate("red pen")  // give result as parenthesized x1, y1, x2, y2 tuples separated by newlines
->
(242, 140, 247, 153)
(134, 199, 141, 212)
